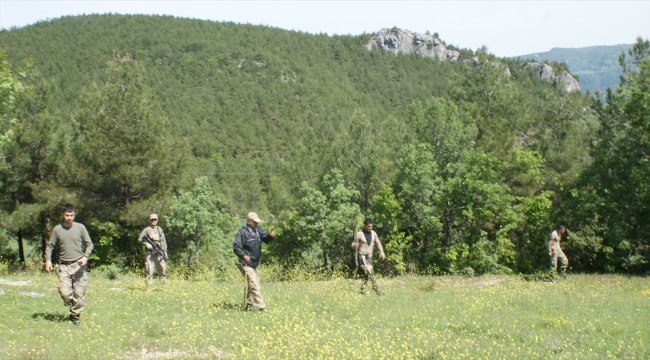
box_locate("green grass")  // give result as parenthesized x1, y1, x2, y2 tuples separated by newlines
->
(0, 272, 648, 359)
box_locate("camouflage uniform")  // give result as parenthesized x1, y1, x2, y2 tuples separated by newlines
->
(548, 228, 568, 278)
(138, 222, 168, 286)
(352, 228, 385, 295)
(46, 221, 93, 321)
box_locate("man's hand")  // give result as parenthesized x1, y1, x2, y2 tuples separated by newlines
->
(78, 257, 88, 267)
(351, 242, 359, 249)
(44, 260, 52, 273)
(243, 255, 251, 265)
(380, 254, 386, 261)
(269, 228, 276, 237)
(145, 243, 153, 251)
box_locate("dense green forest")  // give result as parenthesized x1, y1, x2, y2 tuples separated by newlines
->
(0, 15, 648, 275)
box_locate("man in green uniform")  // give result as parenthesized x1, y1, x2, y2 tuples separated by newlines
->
(44, 204, 94, 326)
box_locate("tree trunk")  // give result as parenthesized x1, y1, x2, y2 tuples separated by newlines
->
(442, 209, 450, 253)
(17, 229, 26, 271)
(323, 249, 330, 270)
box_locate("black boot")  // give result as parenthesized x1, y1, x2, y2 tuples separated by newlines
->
(69, 314, 81, 327)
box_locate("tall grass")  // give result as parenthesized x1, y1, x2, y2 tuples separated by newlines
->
(0, 271, 648, 359)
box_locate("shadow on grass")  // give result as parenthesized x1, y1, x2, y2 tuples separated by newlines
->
(32, 312, 68, 322)
(521, 273, 553, 282)
(211, 301, 247, 311)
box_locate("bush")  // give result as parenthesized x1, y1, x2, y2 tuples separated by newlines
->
(460, 266, 475, 277)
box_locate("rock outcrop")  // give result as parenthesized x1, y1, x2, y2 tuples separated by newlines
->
(365, 28, 460, 62)
(523, 62, 580, 93)
(366, 28, 580, 93)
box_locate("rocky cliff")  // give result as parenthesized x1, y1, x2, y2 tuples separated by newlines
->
(365, 28, 461, 62)
(366, 28, 580, 93)
(523, 62, 581, 93)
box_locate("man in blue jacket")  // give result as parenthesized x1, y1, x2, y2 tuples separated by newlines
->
(233, 212, 275, 312)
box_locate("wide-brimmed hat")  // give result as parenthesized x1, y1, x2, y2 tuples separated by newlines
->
(247, 212, 262, 223)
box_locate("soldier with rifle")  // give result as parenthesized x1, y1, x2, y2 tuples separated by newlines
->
(138, 213, 168, 286)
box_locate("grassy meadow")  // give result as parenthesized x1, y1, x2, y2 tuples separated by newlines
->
(0, 270, 648, 359)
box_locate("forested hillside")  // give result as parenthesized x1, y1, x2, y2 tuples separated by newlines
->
(0, 15, 648, 275)
(516, 44, 633, 94)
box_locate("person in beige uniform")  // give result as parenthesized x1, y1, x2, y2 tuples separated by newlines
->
(548, 224, 568, 282)
(351, 218, 385, 295)
(44, 204, 94, 326)
(138, 213, 168, 286)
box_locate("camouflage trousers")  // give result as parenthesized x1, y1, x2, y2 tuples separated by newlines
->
(145, 253, 167, 286)
(549, 244, 568, 277)
(239, 265, 266, 310)
(357, 254, 381, 295)
(57, 261, 88, 318)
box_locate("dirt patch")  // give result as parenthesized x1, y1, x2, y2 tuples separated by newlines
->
(431, 275, 505, 289)
(0, 279, 32, 286)
(19, 291, 45, 297)
(472, 276, 503, 288)
(123, 346, 225, 359)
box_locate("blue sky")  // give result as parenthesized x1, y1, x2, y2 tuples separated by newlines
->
(1, 0, 648, 57)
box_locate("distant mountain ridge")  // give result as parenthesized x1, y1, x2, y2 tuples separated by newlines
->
(515, 44, 633, 94)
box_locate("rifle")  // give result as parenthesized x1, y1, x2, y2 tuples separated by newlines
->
(142, 234, 168, 261)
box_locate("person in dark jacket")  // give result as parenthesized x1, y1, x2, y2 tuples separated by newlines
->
(233, 212, 275, 311)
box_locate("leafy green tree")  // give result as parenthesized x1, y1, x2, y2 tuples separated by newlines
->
(0, 51, 26, 148)
(451, 58, 517, 158)
(393, 143, 443, 270)
(441, 152, 517, 274)
(288, 169, 362, 271)
(70, 53, 184, 216)
(0, 54, 60, 268)
(409, 97, 477, 171)
(66, 53, 188, 265)
(505, 149, 555, 272)
(567, 38, 650, 273)
(369, 184, 412, 274)
(168, 176, 235, 273)
(333, 109, 393, 210)
(0, 53, 32, 268)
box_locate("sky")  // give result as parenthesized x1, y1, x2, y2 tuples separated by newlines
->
(0, 0, 649, 57)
